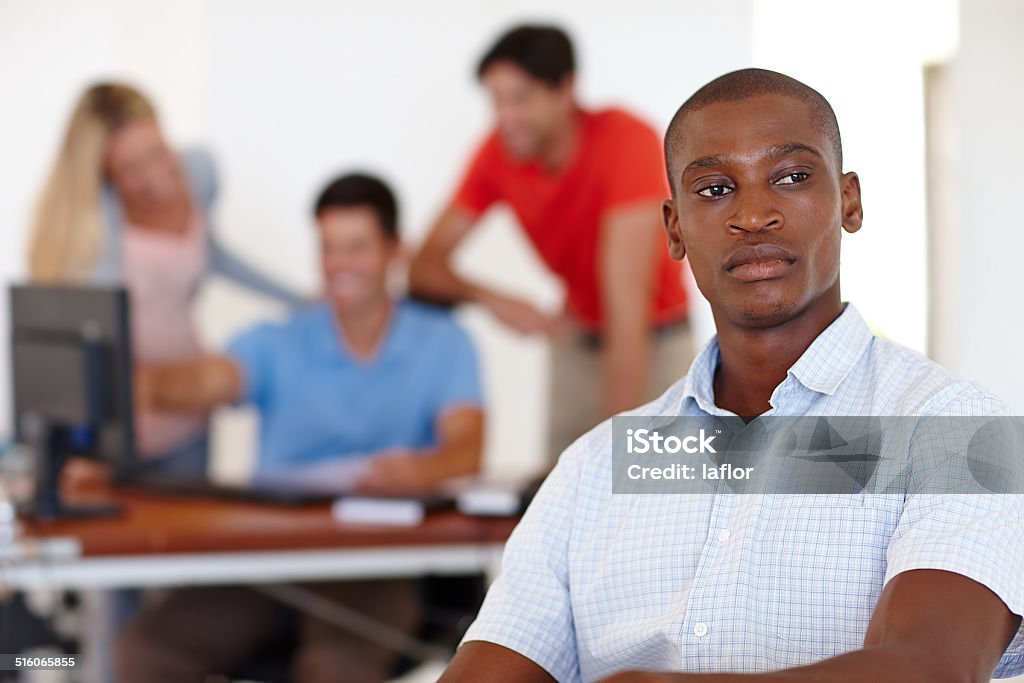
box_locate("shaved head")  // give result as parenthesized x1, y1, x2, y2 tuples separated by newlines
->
(665, 68, 843, 190)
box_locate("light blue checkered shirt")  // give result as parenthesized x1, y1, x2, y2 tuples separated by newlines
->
(462, 303, 1024, 681)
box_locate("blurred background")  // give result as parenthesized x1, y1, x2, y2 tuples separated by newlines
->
(2, 0, 1021, 479)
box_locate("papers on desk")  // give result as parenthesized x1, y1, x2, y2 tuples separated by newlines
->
(331, 495, 452, 527)
(453, 474, 544, 517)
(329, 473, 544, 526)
(256, 463, 543, 526)
(258, 459, 452, 526)
(251, 457, 372, 495)
(456, 484, 522, 516)
(332, 497, 423, 527)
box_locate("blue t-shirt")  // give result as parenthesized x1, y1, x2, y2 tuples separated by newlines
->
(226, 299, 482, 473)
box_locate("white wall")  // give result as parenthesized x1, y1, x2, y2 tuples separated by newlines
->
(753, 0, 958, 354)
(936, 0, 1024, 410)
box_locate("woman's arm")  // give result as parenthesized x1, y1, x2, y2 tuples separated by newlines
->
(180, 146, 305, 307)
(207, 231, 305, 307)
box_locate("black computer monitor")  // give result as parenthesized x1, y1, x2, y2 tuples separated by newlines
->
(8, 284, 137, 518)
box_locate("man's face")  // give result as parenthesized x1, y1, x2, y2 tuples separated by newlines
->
(481, 61, 574, 159)
(318, 206, 396, 311)
(662, 93, 863, 329)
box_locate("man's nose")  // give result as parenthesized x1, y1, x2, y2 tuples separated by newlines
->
(727, 186, 783, 233)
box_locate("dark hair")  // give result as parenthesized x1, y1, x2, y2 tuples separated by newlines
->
(313, 172, 399, 239)
(476, 24, 575, 87)
(664, 68, 843, 190)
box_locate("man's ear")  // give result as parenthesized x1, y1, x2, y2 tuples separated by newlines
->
(840, 171, 863, 234)
(662, 197, 686, 261)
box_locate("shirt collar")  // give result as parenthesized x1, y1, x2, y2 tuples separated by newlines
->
(500, 107, 592, 173)
(681, 303, 874, 413)
(787, 303, 873, 395)
(312, 298, 414, 361)
(681, 334, 721, 415)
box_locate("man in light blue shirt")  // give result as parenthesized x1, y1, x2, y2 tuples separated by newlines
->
(121, 173, 484, 682)
(132, 173, 484, 495)
(227, 293, 481, 477)
(442, 69, 1024, 682)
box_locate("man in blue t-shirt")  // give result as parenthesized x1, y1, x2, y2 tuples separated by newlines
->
(119, 173, 485, 683)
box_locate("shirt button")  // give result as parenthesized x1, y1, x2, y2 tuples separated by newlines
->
(718, 530, 731, 543)
(693, 622, 708, 638)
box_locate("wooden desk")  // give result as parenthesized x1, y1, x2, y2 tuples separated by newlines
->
(2, 491, 518, 590)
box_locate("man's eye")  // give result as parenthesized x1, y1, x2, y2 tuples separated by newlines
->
(775, 172, 809, 185)
(697, 184, 732, 197)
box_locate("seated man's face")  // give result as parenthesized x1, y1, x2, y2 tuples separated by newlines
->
(317, 206, 396, 310)
(664, 93, 861, 329)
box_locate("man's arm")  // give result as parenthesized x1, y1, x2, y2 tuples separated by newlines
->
(438, 425, 585, 682)
(597, 569, 1021, 683)
(441, 641, 556, 683)
(598, 200, 662, 416)
(354, 406, 484, 496)
(409, 205, 556, 335)
(135, 355, 243, 415)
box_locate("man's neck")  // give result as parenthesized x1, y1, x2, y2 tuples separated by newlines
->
(538, 107, 583, 172)
(333, 295, 394, 361)
(711, 294, 844, 418)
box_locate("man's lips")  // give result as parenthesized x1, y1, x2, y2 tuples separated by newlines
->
(724, 244, 798, 282)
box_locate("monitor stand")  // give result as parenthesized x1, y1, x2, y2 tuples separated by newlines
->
(23, 419, 121, 521)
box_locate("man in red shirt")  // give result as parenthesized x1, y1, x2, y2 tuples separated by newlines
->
(410, 25, 693, 460)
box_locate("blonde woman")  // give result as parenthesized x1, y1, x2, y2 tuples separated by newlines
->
(29, 82, 301, 476)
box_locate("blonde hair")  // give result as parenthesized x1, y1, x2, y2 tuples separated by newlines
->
(28, 83, 155, 282)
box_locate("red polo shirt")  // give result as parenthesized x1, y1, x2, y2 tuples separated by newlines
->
(451, 107, 688, 331)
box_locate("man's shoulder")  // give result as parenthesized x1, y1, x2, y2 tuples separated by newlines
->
(397, 298, 475, 346)
(468, 129, 506, 165)
(865, 335, 1009, 415)
(233, 303, 324, 346)
(398, 297, 460, 327)
(588, 107, 661, 143)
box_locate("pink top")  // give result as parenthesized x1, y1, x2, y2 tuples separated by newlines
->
(122, 213, 208, 458)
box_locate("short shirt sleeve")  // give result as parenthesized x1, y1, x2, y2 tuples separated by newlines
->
(450, 133, 502, 217)
(883, 494, 1024, 678)
(459, 444, 584, 682)
(225, 322, 281, 412)
(884, 393, 1024, 678)
(599, 112, 669, 209)
(430, 318, 483, 414)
